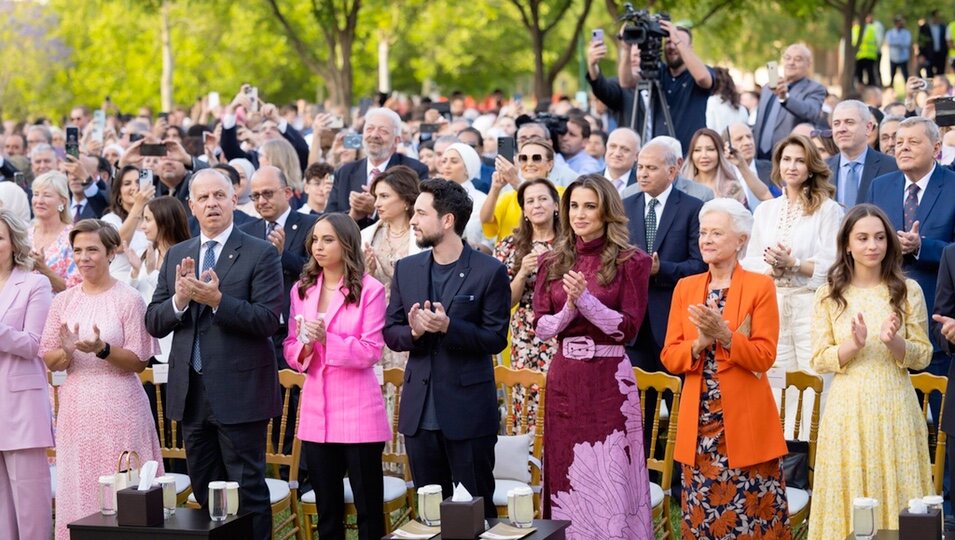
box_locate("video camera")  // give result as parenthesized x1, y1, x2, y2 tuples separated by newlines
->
(618, 3, 670, 80)
(515, 113, 568, 154)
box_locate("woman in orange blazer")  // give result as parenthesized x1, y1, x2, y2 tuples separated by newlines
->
(661, 198, 792, 539)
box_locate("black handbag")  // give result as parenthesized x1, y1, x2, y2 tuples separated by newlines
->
(782, 440, 810, 490)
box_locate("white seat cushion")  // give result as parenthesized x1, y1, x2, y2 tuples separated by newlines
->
(301, 476, 408, 506)
(492, 479, 531, 506)
(649, 482, 664, 508)
(169, 473, 191, 494)
(786, 487, 809, 514)
(50, 465, 56, 498)
(493, 434, 532, 483)
(188, 480, 291, 506)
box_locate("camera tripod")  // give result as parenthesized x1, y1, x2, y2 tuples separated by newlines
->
(629, 78, 675, 141)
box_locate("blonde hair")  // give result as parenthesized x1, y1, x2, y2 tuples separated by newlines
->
(0, 209, 34, 270)
(260, 139, 303, 192)
(31, 171, 71, 224)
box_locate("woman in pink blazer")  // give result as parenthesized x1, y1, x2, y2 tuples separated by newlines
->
(283, 213, 389, 540)
(0, 210, 54, 540)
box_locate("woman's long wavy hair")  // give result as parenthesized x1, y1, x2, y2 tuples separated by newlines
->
(298, 213, 365, 306)
(825, 204, 908, 318)
(770, 134, 835, 214)
(545, 174, 634, 286)
(511, 178, 560, 266)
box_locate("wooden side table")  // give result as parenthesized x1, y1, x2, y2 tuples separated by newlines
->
(69, 508, 253, 539)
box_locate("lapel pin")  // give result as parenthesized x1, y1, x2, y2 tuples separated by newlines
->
(459, 272, 465, 277)
(292, 224, 298, 230)
(229, 254, 234, 259)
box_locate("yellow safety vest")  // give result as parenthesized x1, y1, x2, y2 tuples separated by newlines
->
(853, 24, 879, 60)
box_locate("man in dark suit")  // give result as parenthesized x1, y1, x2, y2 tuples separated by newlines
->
(240, 165, 318, 364)
(754, 44, 827, 160)
(219, 90, 310, 169)
(918, 10, 949, 77)
(145, 169, 284, 540)
(623, 140, 706, 449)
(934, 244, 955, 519)
(63, 156, 108, 221)
(326, 108, 429, 228)
(601, 128, 641, 198)
(869, 117, 955, 420)
(383, 179, 510, 518)
(827, 100, 898, 207)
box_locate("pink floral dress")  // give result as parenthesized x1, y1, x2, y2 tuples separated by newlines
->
(29, 225, 82, 289)
(39, 281, 162, 540)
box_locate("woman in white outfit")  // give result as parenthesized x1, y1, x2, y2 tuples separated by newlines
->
(741, 134, 844, 439)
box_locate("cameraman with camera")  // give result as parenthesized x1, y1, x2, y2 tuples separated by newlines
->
(588, 11, 714, 154)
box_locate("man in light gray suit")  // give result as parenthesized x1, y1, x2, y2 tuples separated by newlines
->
(622, 136, 715, 202)
(753, 44, 827, 160)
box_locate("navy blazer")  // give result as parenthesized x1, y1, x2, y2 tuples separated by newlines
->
(624, 188, 707, 348)
(869, 166, 955, 349)
(827, 149, 899, 205)
(383, 243, 510, 440)
(145, 227, 284, 424)
(325, 154, 429, 228)
(934, 244, 955, 433)
(241, 210, 319, 324)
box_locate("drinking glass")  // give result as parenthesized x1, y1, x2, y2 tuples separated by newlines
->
(98, 476, 116, 516)
(852, 497, 878, 539)
(226, 482, 240, 516)
(511, 486, 534, 528)
(208, 481, 228, 522)
(417, 484, 443, 527)
(156, 476, 176, 518)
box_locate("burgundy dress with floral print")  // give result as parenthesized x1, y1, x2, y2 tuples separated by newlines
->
(533, 236, 654, 539)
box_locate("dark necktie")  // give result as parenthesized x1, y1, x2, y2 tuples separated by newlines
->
(190, 240, 217, 373)
(904, 183, 920, 232)
(645, 198, 659, 253)
(265, 221, 277, 240)
(843, 161, 860, 207)
(73, 204, 83, 223)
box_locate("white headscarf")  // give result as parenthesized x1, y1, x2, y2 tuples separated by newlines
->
(229, 158, 255, 204)
(0, 182, 30, 222)
(445, 143, 482, 181)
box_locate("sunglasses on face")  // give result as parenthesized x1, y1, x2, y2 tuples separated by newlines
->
(518, 154, 545, 163)
(810, 129, 833, 138)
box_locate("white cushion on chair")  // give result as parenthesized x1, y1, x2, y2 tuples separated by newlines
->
(493, 434, 532, 483)
(301, 476, 408, 506)
(50, 465, 56, 498)
(492, 479, 531, 506)
(169, 473, 191, 494)
(649, 482, 664, 508)
(188, 480, 290, 505)
(786, 487, 809, 514)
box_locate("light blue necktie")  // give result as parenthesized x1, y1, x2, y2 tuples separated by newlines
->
(843, 161, 860, 207)
(190, 240, 217, 373)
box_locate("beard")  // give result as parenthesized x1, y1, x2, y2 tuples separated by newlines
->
(415, 230, 443, 249)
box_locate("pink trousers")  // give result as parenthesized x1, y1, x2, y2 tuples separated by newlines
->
(0, 448, 51, 540)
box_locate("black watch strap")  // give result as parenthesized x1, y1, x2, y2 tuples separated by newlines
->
(96, 342, 111, 359)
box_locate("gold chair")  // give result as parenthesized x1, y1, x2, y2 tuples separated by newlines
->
(47, 371, 62, 514)
(778, 370, 823, 540)
(300, 367, 414, 537)
(634, 367, 681, 540)
(910, 372, 948, 495)
(138, 367, 193, 505)
(492, 366, 545, 519)
(185, 369, 305, 540)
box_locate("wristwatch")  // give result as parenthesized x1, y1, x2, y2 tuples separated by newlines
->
(96, 342, 111, 359)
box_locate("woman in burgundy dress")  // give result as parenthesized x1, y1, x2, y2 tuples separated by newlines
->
(534, 174, 654, 539)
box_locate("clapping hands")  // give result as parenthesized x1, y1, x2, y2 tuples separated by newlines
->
(408, 301, 450, 337)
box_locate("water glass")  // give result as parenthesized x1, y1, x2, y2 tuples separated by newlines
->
(98, 475, 116, 516)
(156, 476, 176, 518)
(510, 486, 534, 528)
(225, 482, 240, 516)
(208, 481, 228, 522)
(417, 484, 443, 527)
(852, 497, 878, 539)
(923, 495, 944, 532)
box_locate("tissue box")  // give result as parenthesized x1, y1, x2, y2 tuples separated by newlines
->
(899, 507, 942, 540)
(440, 496, 485, 539)
(117, 486, 164, 527)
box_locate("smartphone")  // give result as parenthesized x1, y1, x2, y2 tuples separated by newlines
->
(13, 172, 27, 191)
(766, 61, 779, 88)
(140, 143, 168, 157)
(918, 78, 932, 91)
(245, 86, 259, 113)
(420, 123, 440, 134)
(433, 102, 452, 122)
(343, 134, 363, 150)
(328, 116, 344, 129)
(92, 110, 106, 143)
(591, 29, 604, 43)
(935, 96, 955, 127)
(139, 169, 154, 190)
(158, 112, 169, 122)
(207, 91, 220, 110)
(65, 127, 80, 158)
(498, 136, 516, 164)
(129, 133, 144, 143)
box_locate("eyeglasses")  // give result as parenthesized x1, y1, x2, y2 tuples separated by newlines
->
(518, 154, 546, 163)
(70, 117, 84, 122)
(810, 129, 833, 138)
(250, 190, 279, 202)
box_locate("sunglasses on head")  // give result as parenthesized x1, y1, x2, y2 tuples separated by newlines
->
(518, 154, 545, 163)
(810, 129, 833, 138)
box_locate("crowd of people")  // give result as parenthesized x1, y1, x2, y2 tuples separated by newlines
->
(3, 11, 955, 540)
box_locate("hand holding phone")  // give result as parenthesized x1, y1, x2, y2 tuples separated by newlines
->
(66, 127, 80, 158)
(139, 169, 154, 190)
(766, 61, 779, 88)
(498, 137, 516, 164)
(591, 29, 604, 43)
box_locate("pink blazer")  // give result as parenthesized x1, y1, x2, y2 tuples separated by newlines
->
(283, 273, 391, 444)
(0, 268, 54, 451)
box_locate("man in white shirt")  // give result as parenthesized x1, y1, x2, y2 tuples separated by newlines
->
(602, 128, 641, 198)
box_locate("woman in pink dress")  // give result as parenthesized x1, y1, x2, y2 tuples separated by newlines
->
(28, 172, 81, 292)
(39, 219, 162, 540)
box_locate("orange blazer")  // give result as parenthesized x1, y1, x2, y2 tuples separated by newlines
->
(660, 265, 787, 469)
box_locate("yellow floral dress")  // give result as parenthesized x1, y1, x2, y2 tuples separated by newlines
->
(807, 280, 934, 540)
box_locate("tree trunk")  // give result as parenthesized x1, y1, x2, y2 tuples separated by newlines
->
(160, 0, 174, 113)
(532, 31, 548, 104)
(839, 0, 860, 97)
(378, 29, 390, 95)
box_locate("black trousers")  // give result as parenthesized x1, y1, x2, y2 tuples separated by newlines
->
(303, 441, 385, 540)
(404, 430, 497, 518)
(182, 370, 272, 540)
(889, 61, 910, 86)
(855, 58, 878, 87)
